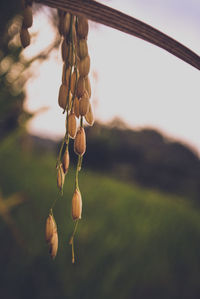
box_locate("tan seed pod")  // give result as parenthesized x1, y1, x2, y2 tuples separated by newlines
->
(78, 55, 90, 77)
(85, 76, 91, 98)
(76, 76, 85, 98)
(57, 164, 65, 190)
(77, 16, 88, 39)
(72, 189, 82, 220)
(67, 112, 77, 139)
(23, 6, 33, 28)
(58, 83, 68, 109)
(68, 43, 75, 66)
(61, 39, 69, 62)
(74, 127, 86, 156)
(20, 28, 30, 48)
(62, 148, 70, 174)
(78, 39, 88, 58)
(70, 70, 78, 94)
(63, 12, 71, 36)
(79, 92, 90, 116)
(62, 64, 71, 85)
(85, 102, 94, 126)
(74, 97, 80, 118)
(49, 230, 58, 259)
(45, 214, 55, 244)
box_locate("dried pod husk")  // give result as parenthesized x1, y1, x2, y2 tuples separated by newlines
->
(74, 97, 80, 118)
(49, 230, 58, 259)
(45, 214, 55, 244)
(78, 55, 90, 77)
(70, 70, 78, 94)
(74, 127, 86, 156)
(67, 112, 77, 139)
(78, 39, 88, 59)
(68, 43, 75, 66)
(63, 12, 71, 36)
(85, 102, 94, 126)
(61, 39, 69, 62)
(23, 6, 33, 28)
(76, 76, 85, 98)
(57, 164, 65, 190)
(58, 85, 72, 110)
(62, 148, 70, 174)
(20, 28, 30, 48)
(79, 92, 90, 116)
(62, 64, 71, 85)
(77, 16, 88, 39)
(72, 189, 82, 220)
(85, 76, 91, 98)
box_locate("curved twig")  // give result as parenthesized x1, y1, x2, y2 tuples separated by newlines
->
(36, 0, 200, 70)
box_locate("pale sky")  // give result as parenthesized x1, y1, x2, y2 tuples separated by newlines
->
(25, 0, 200, 155)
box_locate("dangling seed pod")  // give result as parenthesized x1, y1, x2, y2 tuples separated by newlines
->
(85, 102, 94, 126)
(74, 97, 80, 119)
(45, 213, 58, 259)
(57, 164, 65, 190)
(62, 148, 70, 174)
(67, 112, 77, 139)
(79, 92, 90, 116)
(49, 229, 58, 259)
(45, 214, 55, 244)
(72, 189, 82, 220)
(20, 28, 30, 48)
(76, 16, 88, 39)
(78, 55, 90, 77)
(20, 1, 33, 48)
(74, 127, 86, 156)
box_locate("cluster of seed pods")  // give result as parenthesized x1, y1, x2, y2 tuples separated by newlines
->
(48, 11, 94, 261)
(20, 0, 33, 48)
(19, 1, 94, 262)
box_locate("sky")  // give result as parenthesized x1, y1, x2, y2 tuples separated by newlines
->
(24, 0, 200, 155)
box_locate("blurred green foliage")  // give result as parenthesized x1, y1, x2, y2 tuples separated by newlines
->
(0, 133, 200, 299)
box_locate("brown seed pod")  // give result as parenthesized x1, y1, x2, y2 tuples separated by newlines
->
(49, 230, 58, 259)
(20, 28, 30, 48)
(62, 149, 70, 174)
(72, 189, 82, 220)
(78, 55, 90, 77)
(67, 112, 77, 139)
(63, 12, 71, 36)
(85, 76, 91, 98)
(85, 102, 94, 126)
(74, 97, 80, 118)
(61, 39, 69, 62)
(57, 164, 65, 190)
(62, 64, 71, 85)
(76, 76, 85, 98)
(23, 6, 33, 28)
(77, 16, 88, 39)
(45, 214, 55, 244)
(78, 39, 88, 59)
(74, 127, 86, 156)
(58, 84, 68, 109)
(79, 92, 90, 116)
(68, 43, 75, 66)
(70, 70, 78, 94)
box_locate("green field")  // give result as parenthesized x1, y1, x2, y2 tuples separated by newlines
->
(0, 133, 200, 299)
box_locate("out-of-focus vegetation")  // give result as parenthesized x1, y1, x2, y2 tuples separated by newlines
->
(0, 133, 200, 299)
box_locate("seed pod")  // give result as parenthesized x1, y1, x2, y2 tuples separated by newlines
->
(57, 164, 65, 190)
(85, 76, 91, 98)
(62, 64, 71, 85)
(70, 70, 78, 94)
(85, 102, 94, 126)
(77, 16, 88, 39)
(61, 39, 69, 62)
(62, 149, 70, 174)
(23, 6, 33, 28)
(78, 55, 90, 77)
(79, 92, 90, 116)
(67, 112, 77, 139)
(68, 43, 75, 66)
(72, 189, 82, 220)
(76, 76, 85, 98)
(45, 214, 55, 244)
(78, 39, 88, 58)
(58, 84, 68, 109)
(63, 12, 71, 36)
(74, 97, 80, 118)
(20, 28, 30, 48)
(74, 127, 86, 156)
(49, 230, 58, 259)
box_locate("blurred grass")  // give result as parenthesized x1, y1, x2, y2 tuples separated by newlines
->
(0, 132, 200, 299)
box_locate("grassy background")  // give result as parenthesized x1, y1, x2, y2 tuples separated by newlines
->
(0, 133, 200, 299)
